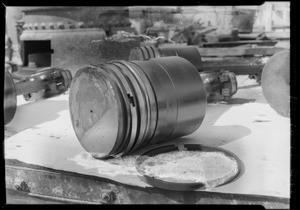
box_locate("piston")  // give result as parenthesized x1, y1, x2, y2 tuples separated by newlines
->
(69, 56, 207, 159)
(129, 45, 203, 71)
(129, 45, 237, 101)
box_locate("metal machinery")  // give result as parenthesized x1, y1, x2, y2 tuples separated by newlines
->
(129, 45, 238, 101)
(18, 7, 138, 76)
(4, 7, 139, 124)
(69, 57, 207, 159)
(4, 68, 72, 125)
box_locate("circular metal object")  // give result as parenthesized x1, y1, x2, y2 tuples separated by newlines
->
(135, 143, 242, 191)
(69, 57, 207, 158)
(261, 50, 290, 117)
(4, 71, 17, 125)
(69, 66, 127, 159)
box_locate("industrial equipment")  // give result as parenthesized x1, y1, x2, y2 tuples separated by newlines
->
(69, 56, 207, 159)
(4, 68, 72, 125)
(129, 45, 238, 101)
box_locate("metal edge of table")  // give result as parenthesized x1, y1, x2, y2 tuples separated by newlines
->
(5, 160, 290, 207)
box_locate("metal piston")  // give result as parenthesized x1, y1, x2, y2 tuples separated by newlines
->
(129, 45, 237, 101)
(129, 45, 203, 71)
(69, 56, 207, 159)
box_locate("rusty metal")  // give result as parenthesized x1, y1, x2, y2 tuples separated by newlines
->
(69, 56, 206, 159)
(261, 50, 290, 117)
(4, 68, 72, 125)
(5, 163, 290, 206)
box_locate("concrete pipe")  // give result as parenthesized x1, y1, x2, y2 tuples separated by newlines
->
(261, 50, 290, 117)
(69, 56, 207, 159)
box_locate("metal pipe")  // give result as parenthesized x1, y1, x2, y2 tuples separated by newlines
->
(69, 56, 207, 159)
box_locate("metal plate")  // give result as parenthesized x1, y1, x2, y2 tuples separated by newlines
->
(4, 71, 17, 125)
(135, 143, 242, 191)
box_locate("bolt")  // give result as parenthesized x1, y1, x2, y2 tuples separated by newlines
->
(57, 22, 65, 29)
(101, 191, 116, 204)
(23, 24, 28, 30)
(15, 180, 30, 193)
(219, 74, 229, 83)
(222, 88, 230, 97)
(41, 23, 46, 29)
(77, 22, 84, 28)
(28, 23, 33, 30)
(49, 22, 55, 29)
(33, 23, 39, 30)
(69, 23, 76, 29)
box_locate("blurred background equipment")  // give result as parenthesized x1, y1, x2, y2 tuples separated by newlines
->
(4, 68, 72, 125)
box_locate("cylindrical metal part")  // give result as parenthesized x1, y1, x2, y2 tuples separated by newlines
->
(4, 71, 17, 125)
(130, 46, 238, 102)
(261, 50, 290, 117)
(129, 46, 203, 71)
(69, 56, 207, 159)
(200, 70, 238, 102)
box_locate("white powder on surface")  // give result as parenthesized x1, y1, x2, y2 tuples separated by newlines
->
(140, 151, 239, 187)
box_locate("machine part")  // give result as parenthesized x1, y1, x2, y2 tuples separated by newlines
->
(4, 70, 17, 125)
(129, 45, 203, 71)
(21, 67, 72, 101)
(69, 56, 207, 159)
(4, 68, 72, 125)
(200, 70, 238, 102)
(129, 46, 238, 102)
(135, 143, 241, 191)
(261, 50, 290, 117)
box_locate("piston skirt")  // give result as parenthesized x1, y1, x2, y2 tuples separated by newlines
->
(69, 56, 207, 158)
